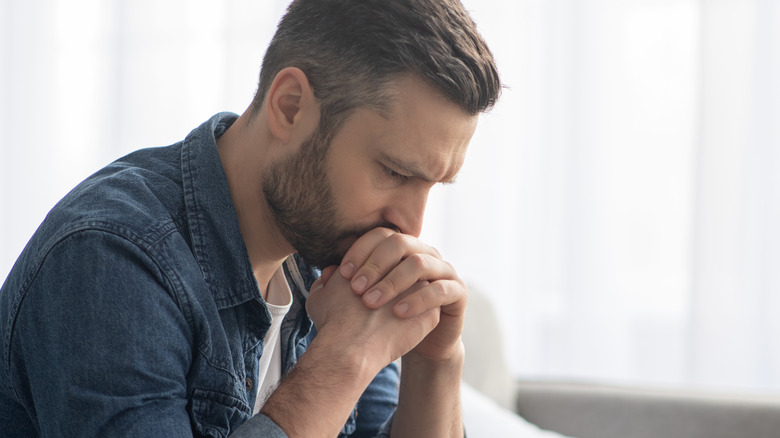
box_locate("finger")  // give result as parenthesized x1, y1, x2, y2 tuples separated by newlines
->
(393, 279, 468, 319)
(319, 265, 338, 285)
(350, 233, 441, 295)
(404, 305, 441, 336)
(362, 254, 456, 308)
(338, 227, 396, 279)
(311, 265, 338, 292)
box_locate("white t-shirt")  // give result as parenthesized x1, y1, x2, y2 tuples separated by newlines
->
(253, 266, 293, 414)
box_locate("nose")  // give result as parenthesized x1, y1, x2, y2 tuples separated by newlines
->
(383, 186, 430, 238)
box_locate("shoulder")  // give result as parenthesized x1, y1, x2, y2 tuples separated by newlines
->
(1, 143, 197, 328)
(65, 144, 186, 235)
(35, 144, 188, 259)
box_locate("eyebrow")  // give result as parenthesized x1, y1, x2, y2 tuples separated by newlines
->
(380, 152, 459, 184)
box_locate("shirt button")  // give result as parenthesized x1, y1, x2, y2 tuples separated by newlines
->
(245, 378, 254, 391)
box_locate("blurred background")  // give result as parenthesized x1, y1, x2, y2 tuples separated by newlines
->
(1, 0, 778, 394)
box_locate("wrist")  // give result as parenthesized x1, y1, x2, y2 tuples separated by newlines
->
(259, 332, 382, 437)
(402, 339, 465, 376)
(404, 339, 465, 366)
(393, 340, 465, 437)
(309, 325, 387, 384)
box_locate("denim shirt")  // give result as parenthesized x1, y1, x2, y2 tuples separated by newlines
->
(0, 113, 399, 437)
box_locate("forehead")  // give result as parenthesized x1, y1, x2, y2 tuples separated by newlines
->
(335, 75, 478, 182)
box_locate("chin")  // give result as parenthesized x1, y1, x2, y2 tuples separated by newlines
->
(338, 235, 360, 252)
(296, 228, 376, 269)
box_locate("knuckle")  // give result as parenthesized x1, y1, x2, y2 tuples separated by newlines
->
(429, 281, 448, 302)
(387, 232, 407, 247)
(362, 259, 384, 277)
(407, 253, 428, 271)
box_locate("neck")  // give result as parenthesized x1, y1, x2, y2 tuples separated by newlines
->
(217, 111, 293, 296)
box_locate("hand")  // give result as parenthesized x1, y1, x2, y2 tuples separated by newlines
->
(336, 227, 468, 361)
(306, 265, 440, 370)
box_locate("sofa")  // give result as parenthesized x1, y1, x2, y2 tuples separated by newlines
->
(460, 288, 780, 437)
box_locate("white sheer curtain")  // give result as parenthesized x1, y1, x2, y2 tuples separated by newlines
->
(425, 0, 780, 393)
(689, 0, 780, 390)
(1, 0, 778, 394)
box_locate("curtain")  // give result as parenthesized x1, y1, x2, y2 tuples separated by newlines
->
(425, 0, 780, 393)
(2, 0, 778, 393)
(689, 0, 780, 390)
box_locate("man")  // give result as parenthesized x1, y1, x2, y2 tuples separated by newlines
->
(0, 0, 500, 436)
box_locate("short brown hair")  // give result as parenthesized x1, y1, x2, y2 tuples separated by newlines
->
(251, 0, 501, 139)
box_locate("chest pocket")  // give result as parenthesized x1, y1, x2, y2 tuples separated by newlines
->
(189, 388, 252, 438)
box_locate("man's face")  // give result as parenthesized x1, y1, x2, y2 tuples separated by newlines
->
(263, 74, 478, 269)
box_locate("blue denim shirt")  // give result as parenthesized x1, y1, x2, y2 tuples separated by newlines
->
(0, 113, 399, 437)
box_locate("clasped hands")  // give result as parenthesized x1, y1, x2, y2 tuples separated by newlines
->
(306, 227, 467, 371)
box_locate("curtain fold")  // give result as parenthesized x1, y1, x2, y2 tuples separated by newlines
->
(689, 0, 780, 390)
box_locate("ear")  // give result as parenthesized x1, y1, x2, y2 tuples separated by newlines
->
(266, 67, 318, 144)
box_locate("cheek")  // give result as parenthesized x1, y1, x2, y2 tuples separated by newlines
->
(331, 174, 386, 220)
(324, 147, 385, 221)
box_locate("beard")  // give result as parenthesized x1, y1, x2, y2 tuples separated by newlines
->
(261, 127, 386, 269)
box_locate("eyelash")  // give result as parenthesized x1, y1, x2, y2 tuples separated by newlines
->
(383, 166, 408, 181)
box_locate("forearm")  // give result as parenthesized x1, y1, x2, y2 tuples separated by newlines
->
(391, 342, 466, 438)
(259, 329, 382, 437)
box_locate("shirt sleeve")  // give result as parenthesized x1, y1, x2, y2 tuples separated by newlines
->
(229, 413, 289, 437)
(353, 362, 400, 438)
(8, 230, 195, 437)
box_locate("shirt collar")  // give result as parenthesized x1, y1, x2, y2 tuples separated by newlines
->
(180, 112, 261, 309)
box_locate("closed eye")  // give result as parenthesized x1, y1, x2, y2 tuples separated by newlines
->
(383, 165, 409, 181)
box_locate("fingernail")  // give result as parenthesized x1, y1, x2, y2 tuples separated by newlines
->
(340, 263, 355, 278)
(311, 282, 324, 292)
(395, 302, 410, 316)
(364, 289, 382, 304)
(352, 276, 368, 292)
